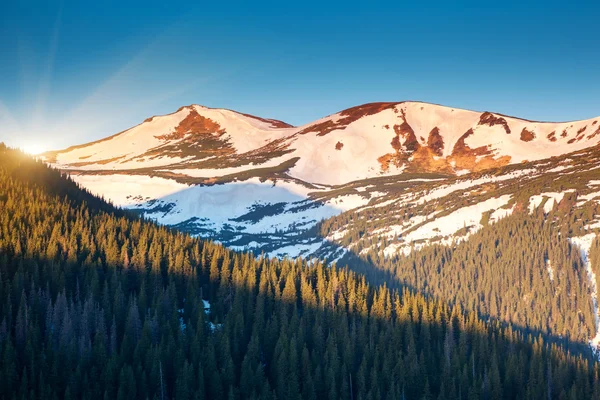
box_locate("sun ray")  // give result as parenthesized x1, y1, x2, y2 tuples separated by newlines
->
(32, 0, 64, 127)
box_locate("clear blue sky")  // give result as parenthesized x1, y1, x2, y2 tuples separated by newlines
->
(1, 0, 599, 152)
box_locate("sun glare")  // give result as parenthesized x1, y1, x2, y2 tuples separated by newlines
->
(21, 143, 48, 155)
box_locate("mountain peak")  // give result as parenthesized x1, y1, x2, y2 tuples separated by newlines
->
(45, 101, 600, 186)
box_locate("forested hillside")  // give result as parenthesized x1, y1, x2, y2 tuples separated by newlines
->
(1, 144, 600, 399)
(319, 148, 600, 352)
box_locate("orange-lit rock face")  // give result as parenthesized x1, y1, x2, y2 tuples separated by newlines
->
(449, 128, 511, 172)
(587, 126, 600, 140)
(427, 127, 444, 157)
(520, 128, 535, 142)
(155, 109, 226, 140)
(377, 114, 513, 174)
(298, 102, 399, 136)
(378, 109, 418, 172)
(478, 112, 511, 134)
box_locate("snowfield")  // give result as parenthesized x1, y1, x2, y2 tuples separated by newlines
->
(381, 195, 513, 256)
(71, 174, 190, 206)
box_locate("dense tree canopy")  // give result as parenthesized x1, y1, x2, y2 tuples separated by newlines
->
(321, 182, 600, 349)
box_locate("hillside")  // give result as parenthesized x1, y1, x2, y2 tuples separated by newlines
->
(42, 102, 600, 260)
(38, 102, 600, 358)
(3, 146, 599, 398)
(317, 145, 600, 356)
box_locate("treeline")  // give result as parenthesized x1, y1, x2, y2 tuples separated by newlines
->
(0, 146, 599, 399)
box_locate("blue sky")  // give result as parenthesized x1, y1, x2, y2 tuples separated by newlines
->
(1, 0, 599, 152)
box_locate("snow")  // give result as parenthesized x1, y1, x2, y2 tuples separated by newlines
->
(265, 241, 324, 259)
(578, 191, 600, 203)
(200, 299, 221, 332)
(46, 101, 600, 261)
(417, 169, 535, 205)
(528, 196, 545, 213)
(328, 194, 371, 210)
(404, 195, 512, 243)
(70, 174, 190, 206)
(569, 234, 600, 359)
(71, 173, 371, 259)
(288, 107, 409, 185)
(326, 229, 349, 241)
(52, 107, 194, 169)
(50, 101, 600, 188)
(209, 322, 222, 332)
(489, 204, 514, 223)
(464, 114, 598, 165)
(545, 165, 570, 173)
(162, 156, 290, 178)
(380, 195, 512, 257)
(528, 191, 575, 214)
(137, 178, 342, 234)
(189, 106, 294, 154)
(546, 259, 554, 282)
(587, 220, 600, 231)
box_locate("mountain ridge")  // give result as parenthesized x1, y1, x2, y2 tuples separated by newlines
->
(40, 100, 600, 261)
(43, 101, 600, 184)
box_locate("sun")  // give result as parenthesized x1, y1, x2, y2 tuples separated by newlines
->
(20, 143, 48, 155)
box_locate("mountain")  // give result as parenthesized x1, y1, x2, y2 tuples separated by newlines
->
(46, 101, 600, 183)
(41, 101, 600, 359)
(43, 101, 600, 260)
(3, 145, 597, 399)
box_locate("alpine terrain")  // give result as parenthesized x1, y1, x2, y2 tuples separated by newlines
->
(44, 101, 600, 255)
(2, 144, 599, 399)
(43, 101, 600, 359)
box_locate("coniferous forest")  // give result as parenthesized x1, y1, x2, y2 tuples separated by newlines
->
(1, 144, 600, 399)
(321, 195, 600, 350)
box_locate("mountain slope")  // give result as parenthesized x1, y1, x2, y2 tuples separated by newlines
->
(43, 101, 600, 260)
(39, 101, 600, 357)
(46, 102, 600, 184)
(318, 144, 600, 356)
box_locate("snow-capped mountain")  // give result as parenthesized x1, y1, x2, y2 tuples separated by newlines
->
(43, 101, 600, 259)
(47, 102, 600, 184)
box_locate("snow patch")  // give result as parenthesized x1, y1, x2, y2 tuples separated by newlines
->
(382, 195, 512, 257)
(528, 191, 575, 214)
(569, 234, 600, 359)
(546, 259, 554, 282)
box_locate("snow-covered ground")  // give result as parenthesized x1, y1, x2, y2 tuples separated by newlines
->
(381, 195, 513, 257)
(71, 174, 190, 206)
(416, 169, 535, 205)
(546, 259, 554, 282)
(70, 174, 375, 258)
(528, 191, 575, 214)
